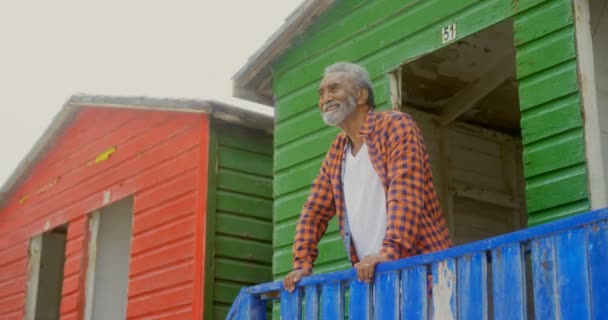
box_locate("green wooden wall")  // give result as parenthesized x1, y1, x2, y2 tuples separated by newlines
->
(204, 122, 273, 319)
(271, 0, 590, 283)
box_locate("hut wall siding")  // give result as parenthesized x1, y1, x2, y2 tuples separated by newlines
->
(0, 107, 208, 320)
(205, 124, 274, 320)
(271, 0, 589, 285)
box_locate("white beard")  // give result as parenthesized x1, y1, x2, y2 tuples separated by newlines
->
(321, 96, 357, 126)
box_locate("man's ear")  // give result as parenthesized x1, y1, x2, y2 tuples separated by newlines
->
(357, 87, 369, 105)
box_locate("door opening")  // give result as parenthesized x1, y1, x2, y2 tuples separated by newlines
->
(393, 19, 527, 246)
(25, 225, 68, 320)
(85, 198, 134, 320)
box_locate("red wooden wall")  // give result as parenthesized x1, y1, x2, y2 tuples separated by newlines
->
(0, 107, 209, 319)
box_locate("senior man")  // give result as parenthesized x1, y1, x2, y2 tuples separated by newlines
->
(283, 62, 451, 291)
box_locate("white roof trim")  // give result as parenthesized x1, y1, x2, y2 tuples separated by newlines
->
(232, 0, 335, 106)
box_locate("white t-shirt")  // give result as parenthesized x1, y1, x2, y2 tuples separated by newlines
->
(343, 143, 387, 259)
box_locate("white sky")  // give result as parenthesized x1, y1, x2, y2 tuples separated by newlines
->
(0, 0, 302, 185)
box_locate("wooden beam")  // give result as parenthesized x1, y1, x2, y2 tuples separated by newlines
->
(388, 68, 402, 110)
(84, 211, 100, 320)
(574, 0, 608, 209)
(440, 57, 514, 126)
(450, 183, 520, 209)
(24, 236, 43, 320)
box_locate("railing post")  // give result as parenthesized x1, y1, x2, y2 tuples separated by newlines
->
(280, 288, 302, 320)
(237, 292, 266, 320)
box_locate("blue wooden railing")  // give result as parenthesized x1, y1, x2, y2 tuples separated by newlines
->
(226, 209, 608, 319)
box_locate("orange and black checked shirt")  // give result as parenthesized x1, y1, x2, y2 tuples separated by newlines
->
(293, 109, 451, 272)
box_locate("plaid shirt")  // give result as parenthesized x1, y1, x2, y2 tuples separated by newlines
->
(293, 109, 451, 272)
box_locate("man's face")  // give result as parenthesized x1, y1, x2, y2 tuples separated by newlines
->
(318, 72, 358, 126)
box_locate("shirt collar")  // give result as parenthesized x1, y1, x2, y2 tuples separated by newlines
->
(337, 108, 377, 145)
(357, 108, 377, 138)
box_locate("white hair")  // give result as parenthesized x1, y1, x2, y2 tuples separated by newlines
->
(324, 62, 376, 108)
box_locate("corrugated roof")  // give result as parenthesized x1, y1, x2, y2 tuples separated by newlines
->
(232, 0, 335, 106)
(0, 94, 273, 208)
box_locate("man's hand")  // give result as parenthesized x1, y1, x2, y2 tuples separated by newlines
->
(354, 254, 388, 283)
(283, 269, 311, 292)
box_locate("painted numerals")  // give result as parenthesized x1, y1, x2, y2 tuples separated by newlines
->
(442, 23, 457, 43)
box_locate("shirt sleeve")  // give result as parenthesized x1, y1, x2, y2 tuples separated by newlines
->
(381, 115, 426, 260)
(292, 153, 337, 272)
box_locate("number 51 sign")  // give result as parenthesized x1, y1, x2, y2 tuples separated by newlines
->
(442, 23, 457, 43)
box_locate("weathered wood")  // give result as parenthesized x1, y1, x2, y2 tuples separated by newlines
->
(374, 271, 400, 319)
(492, 244, 526, 320)
(401, 265, 428, 320)
(523, 128, 584, 178)
(348, 279, 371, 320)
(573, 0, 608, 210)
(304, 285, 320, 320)
(554, 228, 591, 318)
(587, 221, 608, 320)
(525, 163, 588, 214)
(531, 236, 558, 319)
(280, 288, 301, 320)
(238, 293, 266, 320)
(321, 281, 344, 319)
(432, 259, 457, 320)
(451, 183, 519, 209)
(440, 57, 514, 125)
(456, 252, 488, 320)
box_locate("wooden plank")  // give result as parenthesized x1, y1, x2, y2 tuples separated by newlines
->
(273, 0, 410, 76)
(216, 191, 273, 221)
(348, 279, 371, 320)
(274, 108, 327, 147)
(520, 93, 582, 145)
(528, 199, 590, 226)
(523, 128, 584, 178)
(217, 168, 272, 199)
(431, 259, 456, 320)
(321, 281, 344, 319)
(275, 158, 323, 197)
(280, 288, 301, 320)
(214, 258, 272, 284)
(451, 183, 520, 209)
(274, 189, 308, 223)
(216, 213, 272, 242)
(516, 26, 576, 79)
(218, 125, 272, 155)
(214, 235, 272, 263)
(531, 236, 558, 319)
(374, 271, 399, 319)
(586, 221, 608, 319)
(519, 60, 579, 111)
(573, 0, 608, 210)
(401, 265, 428, 320)
(440, 57, 514, 125)
(492, 244, 526, 320)
(514, 0, 573, 46)
(24, 236, 42, 320)
(525, 163, 588, 214)
(456, 252, 488, 320)
(554, 228, 591, 318)
(275, 127, 336, 172)
(213, 281, 242, 304)
(219, 146, 272, 177)
(304, 285, 320, 320)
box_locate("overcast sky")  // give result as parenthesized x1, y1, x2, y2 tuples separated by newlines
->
(0, 0, 302, 185)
